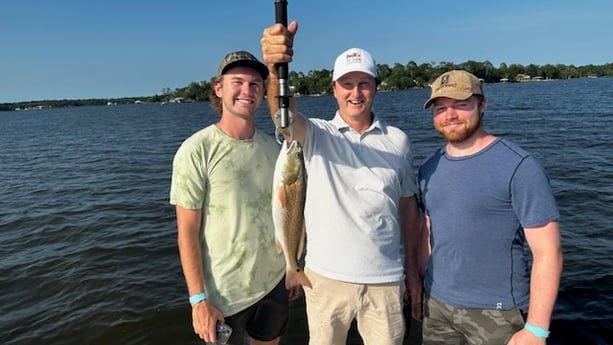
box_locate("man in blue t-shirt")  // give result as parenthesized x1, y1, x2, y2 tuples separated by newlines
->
(418, 70, 563, 345)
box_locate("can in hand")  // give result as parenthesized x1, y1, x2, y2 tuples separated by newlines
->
(216, 322, 232, 344)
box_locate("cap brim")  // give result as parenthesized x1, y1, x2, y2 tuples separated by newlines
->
(333, 68, 378, 82)
(423, 98, 436, 109)
(423, 91, 474, 109)
(221, 60, 269, 80)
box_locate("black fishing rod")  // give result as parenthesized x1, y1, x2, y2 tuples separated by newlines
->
(274, 0, 292, 140)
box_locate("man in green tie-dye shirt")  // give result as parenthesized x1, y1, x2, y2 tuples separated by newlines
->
(170, 51, 295, 345)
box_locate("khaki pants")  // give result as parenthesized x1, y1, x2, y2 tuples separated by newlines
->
(304, 268, 405, 345)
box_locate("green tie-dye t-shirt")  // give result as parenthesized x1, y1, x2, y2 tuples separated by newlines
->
(170, 124, 285, 316)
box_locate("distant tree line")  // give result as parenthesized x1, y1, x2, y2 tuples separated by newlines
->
(289, 60, 613, 95)
(2, 61, 611, 111)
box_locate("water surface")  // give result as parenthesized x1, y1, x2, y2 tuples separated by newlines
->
(1, 77, 611, 345)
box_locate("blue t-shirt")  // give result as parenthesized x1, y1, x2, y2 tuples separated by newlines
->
(418, 138, 559, 310)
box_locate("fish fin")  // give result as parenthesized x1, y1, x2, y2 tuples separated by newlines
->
(275, 238, 283, 254)
(277, 185, 288, 208)
(300, 271, 313, 289)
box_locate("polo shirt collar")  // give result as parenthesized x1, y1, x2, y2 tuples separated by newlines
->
(331, 111, 384, 134)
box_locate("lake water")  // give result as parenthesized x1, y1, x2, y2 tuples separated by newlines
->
(1, 77, 611, 345)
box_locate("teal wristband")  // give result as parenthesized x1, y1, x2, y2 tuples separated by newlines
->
(189, 292, 208, 304)
(524, 322, 550, 338)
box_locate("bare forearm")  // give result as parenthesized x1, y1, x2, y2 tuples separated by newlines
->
(176, 207, 206, 295)
(178, 230, 206, 294)
(400, 196, 424, 320)
(418, 216, 432, 276)
(266, 71, 281, 126)
(267, 70, 301, 131)
(527, 249, 563, 328)
(524, 222, 563, 329)
(402, 197, 421, 280)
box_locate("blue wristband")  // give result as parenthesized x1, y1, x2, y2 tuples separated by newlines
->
(524, 322, 550, 338)
(189, 292, 208, 304)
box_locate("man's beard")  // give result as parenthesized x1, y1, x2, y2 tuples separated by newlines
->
(435, 115, 482, 143)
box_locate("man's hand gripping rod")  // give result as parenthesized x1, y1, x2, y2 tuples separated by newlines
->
(274, 0, 293, 143)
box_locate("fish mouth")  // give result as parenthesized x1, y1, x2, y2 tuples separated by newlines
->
(286, 140, 304, 159)
(286, 140, 300, 150)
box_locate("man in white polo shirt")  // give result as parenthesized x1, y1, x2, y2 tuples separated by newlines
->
(261, 22, 422, 345)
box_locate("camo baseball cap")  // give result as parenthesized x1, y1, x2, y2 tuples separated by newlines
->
(424, 70, 483, 109)
(216, 50, 268, 80)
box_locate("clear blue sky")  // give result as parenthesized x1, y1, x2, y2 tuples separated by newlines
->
(1, 0, 611, 103)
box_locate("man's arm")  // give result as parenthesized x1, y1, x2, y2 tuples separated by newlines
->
(177, 206, 205, 296)
(509, 220, 563, 344)
(176, 206, 224, 343)
(261, 21, 306, 145)
(419, 215, 432, 277)
(399, 195, 422, 320)
(525, 221, 563, 326)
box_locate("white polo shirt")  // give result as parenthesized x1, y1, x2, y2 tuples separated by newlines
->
(302, 112, 417, 284)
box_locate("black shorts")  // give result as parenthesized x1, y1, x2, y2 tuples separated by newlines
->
(224, 278, 289, 344)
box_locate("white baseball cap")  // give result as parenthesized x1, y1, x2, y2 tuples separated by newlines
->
(332, 48, 379, 82)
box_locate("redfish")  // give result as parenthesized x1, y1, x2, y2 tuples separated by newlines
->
(272, 140, 312, 289)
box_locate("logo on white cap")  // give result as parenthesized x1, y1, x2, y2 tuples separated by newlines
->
(332, 48, 378, 81)
(345, 51, 364, 65)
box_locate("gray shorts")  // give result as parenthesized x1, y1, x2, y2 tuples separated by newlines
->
(422, 294, 525, 345)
